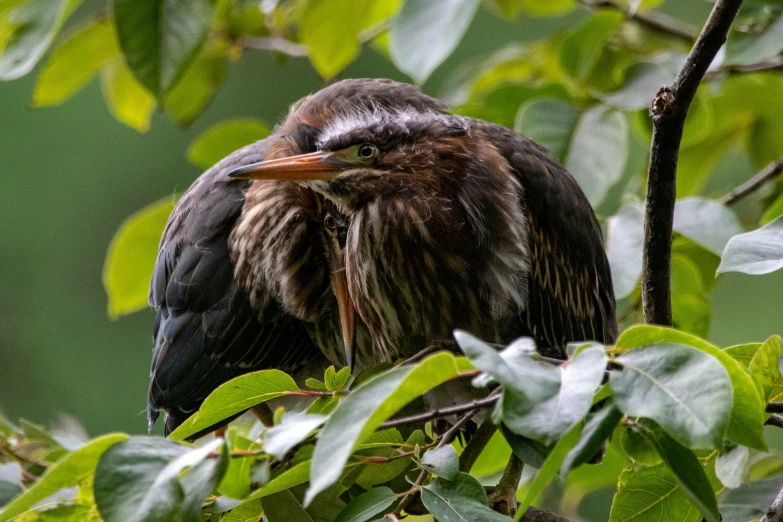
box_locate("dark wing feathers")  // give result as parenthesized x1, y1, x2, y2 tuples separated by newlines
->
(478, 121, 617, 356)
(148, 139, 317, 434)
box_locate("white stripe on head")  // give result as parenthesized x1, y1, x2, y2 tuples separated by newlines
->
(316, 104, 437, 149)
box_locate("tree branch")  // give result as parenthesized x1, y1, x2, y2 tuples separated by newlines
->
(768, 402, 783, 414)
(522, 507, 579, 522)
(720, 158, 783, 206)
(762, 486, 783, 522)
(578, 0, 696, 43)
(241, 36, 308, 57)
(766, 414, 783, 430)
(642, 0, 743, 326)
(705, 55, 783, 80)
(378, 394, 500, 430)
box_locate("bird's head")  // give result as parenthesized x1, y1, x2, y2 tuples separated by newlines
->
(228, 108, 474, 209)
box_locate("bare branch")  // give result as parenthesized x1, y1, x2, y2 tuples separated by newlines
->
(705, 55, 783, 80)
(768, 402, 783, 414)
(720, 158, 783, 206)
(378, 394, 500, 430)
(767, 414, 783, 429)
(241, 37, 308, 57)
(762, 486, 783, 522)
(642, 0, 743, 326)
(578, 0, 696, 43)
(522, 507, 579, 522)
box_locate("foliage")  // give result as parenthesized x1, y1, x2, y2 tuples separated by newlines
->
(4, 0, 783, 520)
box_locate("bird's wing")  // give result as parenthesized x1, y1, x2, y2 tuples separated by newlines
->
(478, 122, 618, 355)
(147, 139, 317, 434)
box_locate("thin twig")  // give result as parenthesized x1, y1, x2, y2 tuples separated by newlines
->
(763, 485, 783, 522)
(720, 158, 783, 205)
(241, 36, 308, 57)
(578, 0, 696, 42)
(642, 0, 743, 326)
(705, 55, 783, 80)
(378, 394, 500, 430)
(766, 414, 783, 429)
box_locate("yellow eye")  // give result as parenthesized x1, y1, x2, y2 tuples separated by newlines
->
(357, 143, 379, 160)
(324, 213, 337, 234)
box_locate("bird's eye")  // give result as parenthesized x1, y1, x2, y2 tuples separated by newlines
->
(324, 214, 337, 234)
(357, 143, 379, 160)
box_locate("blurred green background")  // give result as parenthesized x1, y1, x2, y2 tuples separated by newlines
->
(1, 0, 781, 437)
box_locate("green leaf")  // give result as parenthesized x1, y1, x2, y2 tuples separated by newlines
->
(102, 197, 175, 318)
(610, 463, 703, 522)
(605, 202, 644, 300)
(469, 428, 512, 476)
(355, 429, 422, 488)
(169, 369, 299, 441)
(615, 326, 767, 451)
(723, 343, 761, 369)
(32, 19, 118, 107)
(112, 0, 213, 97)
(597, 61, 677, 111)
(484, 0, 575, 18)
(421, 472, 511, 522)
(517, 421, 582, 517)
(501, 427, 550, 469)
(299, 0, 367, 79)
(561, 405, 622, 475)
(644, 426, 721, 522)
(0, 434, 127, 522)
(306, 352, 462, 504)
(389, 0, 480, 84)
(188, 119, 269, 170)
(717, 216, 783, 276)
(420, 445, 459, 480)
(233, 460, 311, 508)
(333, 487, 396, 522)
(454, 332, 560, 399)
(748, 335, 783, 402)
(516, 99, 628, 206)
(559, 11, 623, 82)
(94, 437, 226, 522)
(263, 489, 314, 522)
(610, 343, 732, 449)
(619, 423, 663, 466)
(100, 57, 156, 133)
(673, 198, 743, 256)
(164, 41, 227, 126)
(502, 345, 607, 444)
(726, 14, 783, 66)
(0, 0, 81, 80)
(218, 428, 260, 499)
(719, 473, 783, 522)
(762, 192, 783, 225)
(264, 413, 327, 460)
(716, 445, 750, 489)
(671, 255, 711, 337)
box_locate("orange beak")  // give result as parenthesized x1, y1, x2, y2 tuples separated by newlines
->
(227, 151, 346, 181)
(331, 259, 357, 371)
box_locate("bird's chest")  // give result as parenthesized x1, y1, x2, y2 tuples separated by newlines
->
(345, 198, 529, 360)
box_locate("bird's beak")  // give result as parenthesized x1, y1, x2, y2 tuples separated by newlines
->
(227, 151, 345, 181)
(330, 251, 357, 372)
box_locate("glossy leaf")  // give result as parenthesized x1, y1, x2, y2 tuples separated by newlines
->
(619, 423, 663, 466)
(517, 422, 582, 516)
(113, 0, 213, 97)
(356, 430, 422, 488)
(716, 445, 750, 489)
(100, 57, 156, 133)
(517, 99, 627, 206)
(234, 460, 311, 508)
(94, 437, 227, 522)
(164, 42, 227, 126)
(616, 325, 767, 451)
(645, 426, 721, 522)
(264, 413, 327, 460)
(469, 428, 512, 476)
(420, 445, 459, 480)
(717, 216, 783, 276)
(748, 335, 783, 402)
(611, 343, 732, 449)
(610, 463, 703, 522)
(0, 434, 127, 522)
(168, 370, 299, 441)
(188, 119, 270, 169)
(671, 255, 711, 337)
(0, 0, 80, 80)
(719, 473, 783, 522)
(389, 0, 480, 84)
(218, 429, 260, 499)
(299, 0, 367, 78)
(306, 352, 462, 504)
(723, 343, 762, 369)
(673, 197, 743, 256)
(605, 202, 644, 299)
(502, 427, 551, 469)
(598, 61, 677, 110)
(421, 472, 511, 522)
(263, 489, 314, 522)
(502, 345, 607, 443)
(33, 19, 118, 107)
(333, 487, 396, 522)
(102, 197, 175, 318)
(561, 405, 622, 475)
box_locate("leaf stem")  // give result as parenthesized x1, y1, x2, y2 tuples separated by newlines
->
(720, 158, 783, 206)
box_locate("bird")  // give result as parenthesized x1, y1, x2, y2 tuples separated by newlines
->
(147, 79, 450, 435)
(227, 83, 618, 514)
(228, 90, 618, 366)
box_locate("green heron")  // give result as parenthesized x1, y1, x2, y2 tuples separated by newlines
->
(147, 79, 448, 434)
